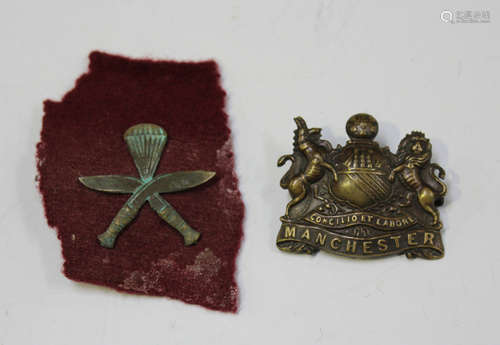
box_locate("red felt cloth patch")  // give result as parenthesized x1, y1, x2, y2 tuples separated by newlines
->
(36, 51, 244, 313)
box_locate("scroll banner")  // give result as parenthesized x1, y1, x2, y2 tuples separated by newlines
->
(306, 212, 417, 231)
(277, 221, 444, 259)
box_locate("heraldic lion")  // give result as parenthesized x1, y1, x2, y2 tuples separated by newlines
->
(389, 132, 447, 228)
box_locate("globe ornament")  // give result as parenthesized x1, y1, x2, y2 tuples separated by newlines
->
(334, 114, 390, 207)
(346, 113, 379, 140)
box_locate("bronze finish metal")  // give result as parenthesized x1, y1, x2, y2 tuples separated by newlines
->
(277, 114, 447, 259)
(79, 123, 215, 249)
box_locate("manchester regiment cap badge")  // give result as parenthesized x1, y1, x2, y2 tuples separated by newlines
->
(276, 114, 447, 259)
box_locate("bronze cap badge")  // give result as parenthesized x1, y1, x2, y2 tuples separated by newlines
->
(277, 114, 447, 259)
(79, 123, 215, 249)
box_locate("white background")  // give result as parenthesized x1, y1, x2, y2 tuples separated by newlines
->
(1, 1, 499, 344)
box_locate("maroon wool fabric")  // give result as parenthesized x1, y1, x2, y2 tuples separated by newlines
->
(36, 51, 244, 313)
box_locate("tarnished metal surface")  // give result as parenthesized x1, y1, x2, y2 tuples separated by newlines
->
(277, 114, 447, 259)
(79, 123, 215, 248)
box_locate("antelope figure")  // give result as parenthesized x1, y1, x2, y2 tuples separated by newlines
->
(278, 117, 338, 216)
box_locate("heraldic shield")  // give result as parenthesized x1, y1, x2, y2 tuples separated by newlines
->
(276, 114, 447, 260)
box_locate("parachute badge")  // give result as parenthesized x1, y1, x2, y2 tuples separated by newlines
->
(79, 124, 215, 249)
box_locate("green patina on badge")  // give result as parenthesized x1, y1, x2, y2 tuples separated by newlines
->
(79, 123, 215, 249)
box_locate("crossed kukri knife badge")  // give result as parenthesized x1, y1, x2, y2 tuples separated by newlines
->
(79, 123, 215, 249)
